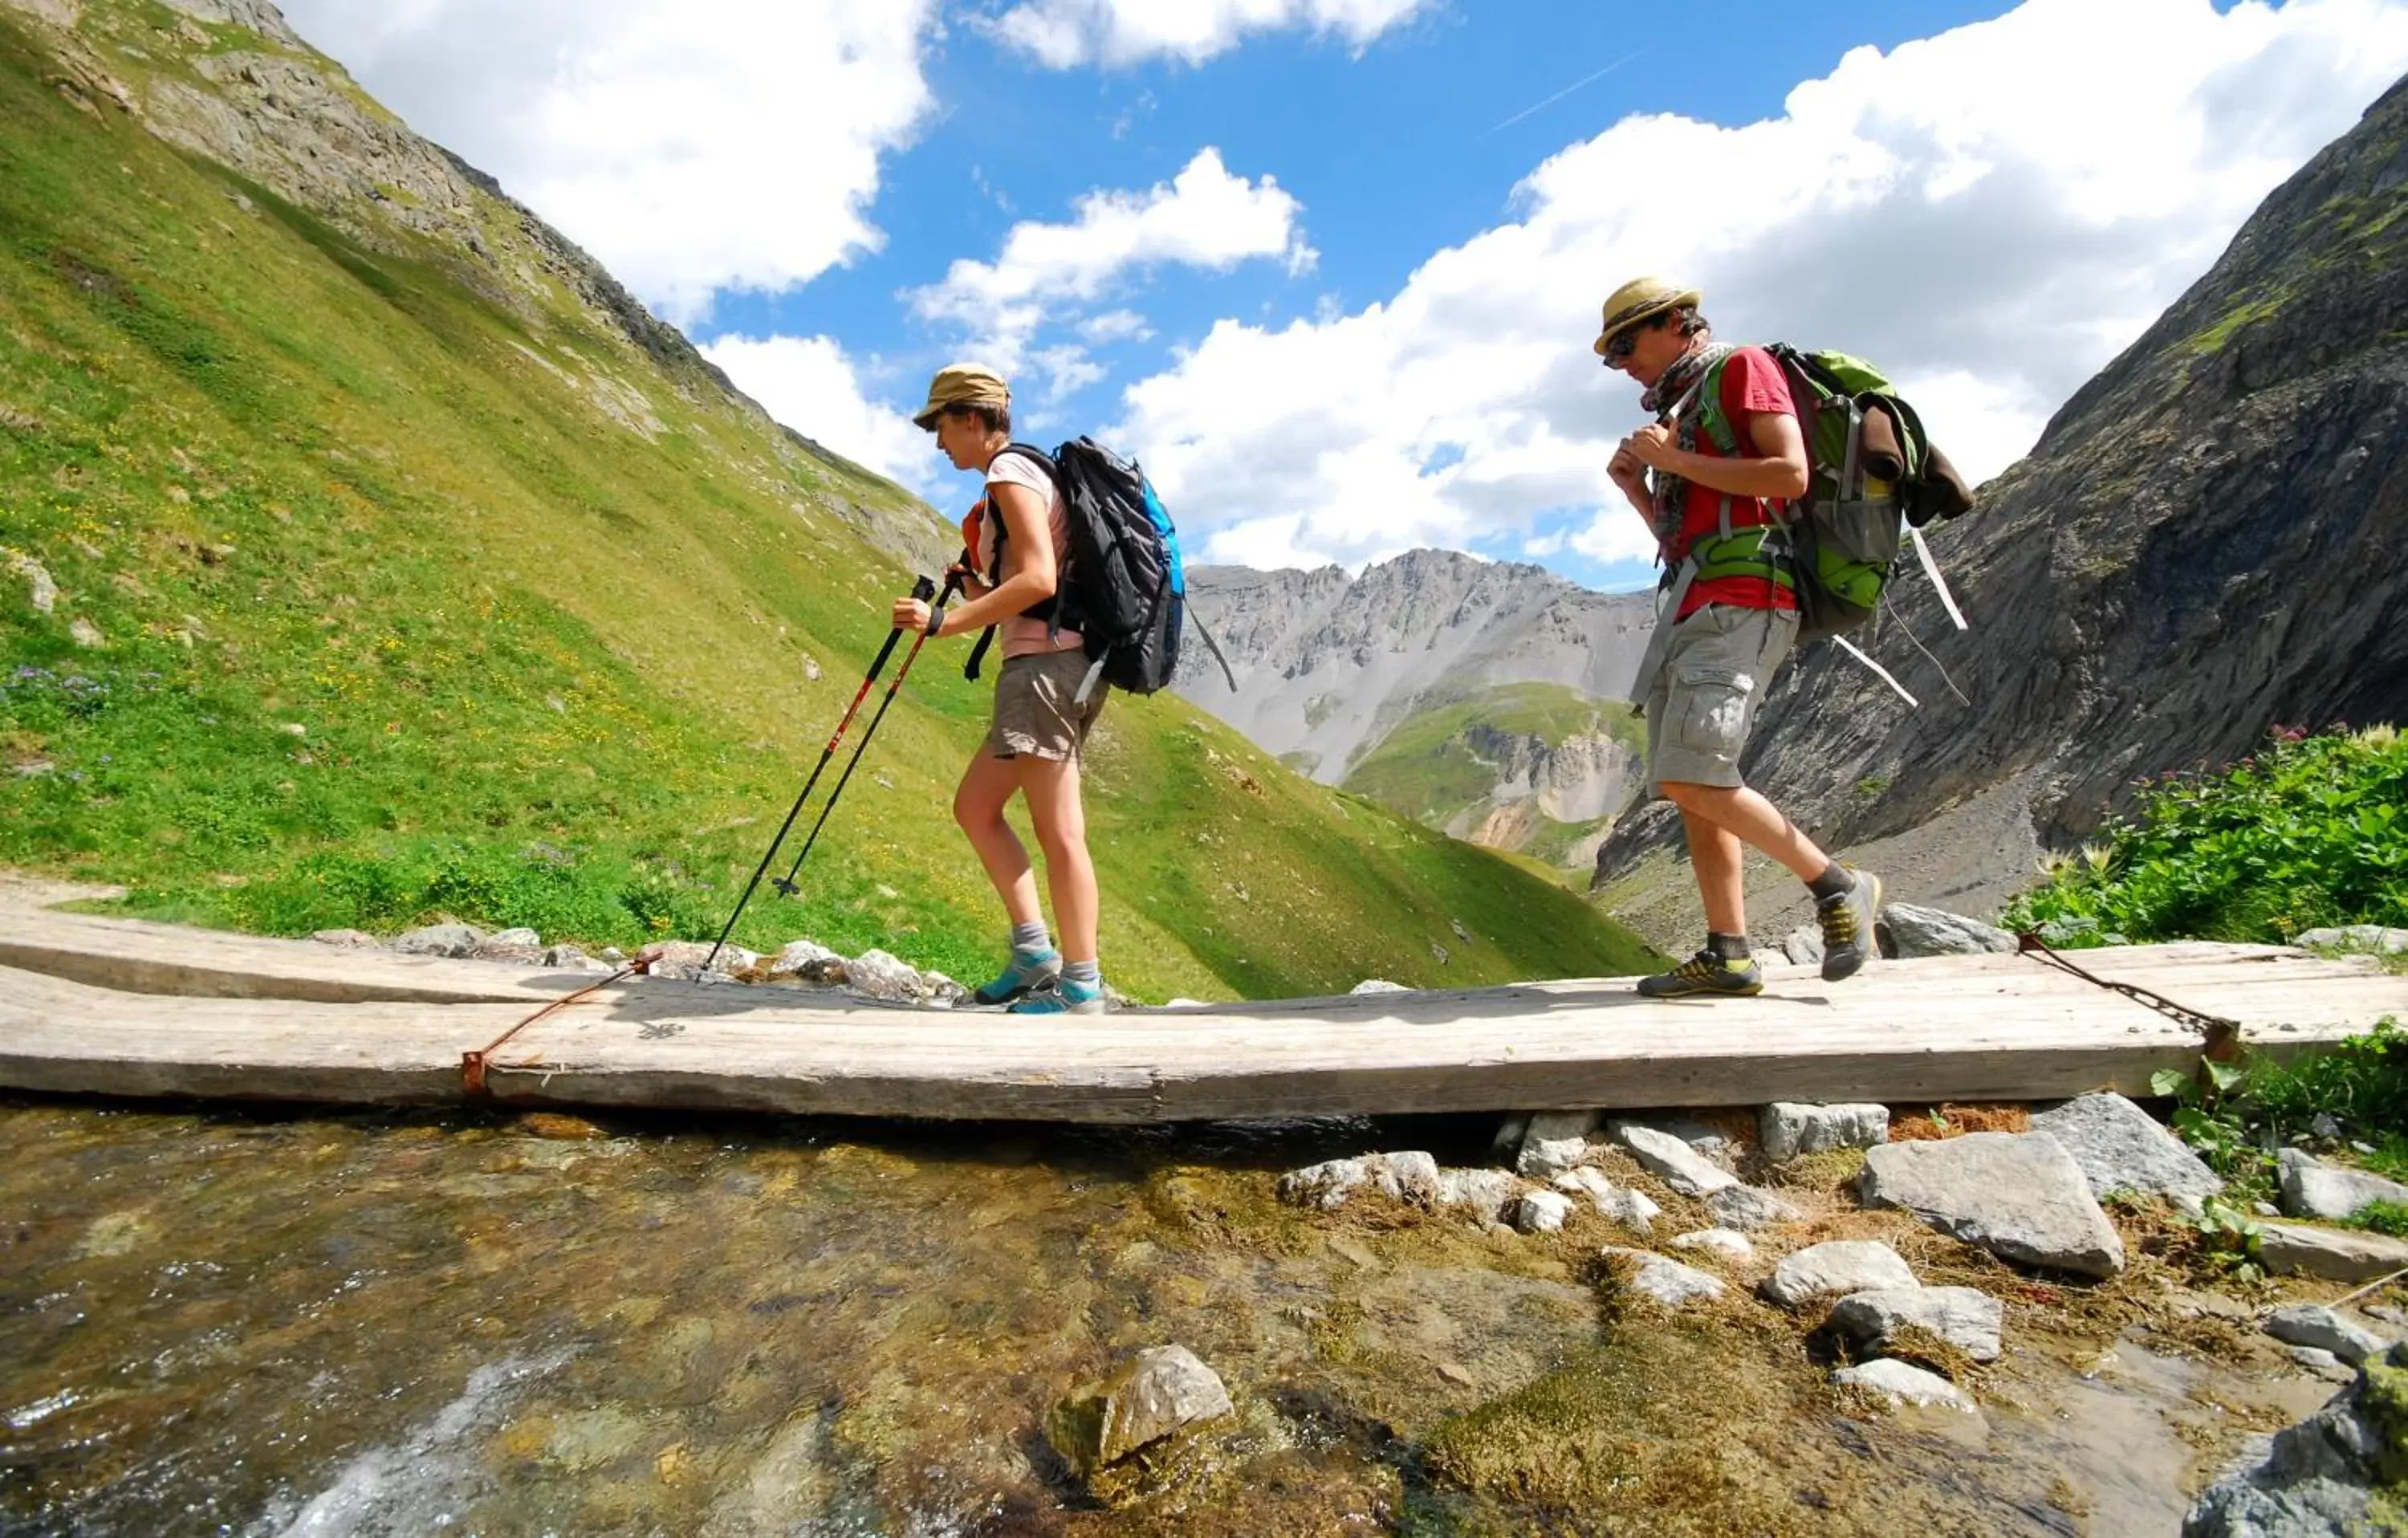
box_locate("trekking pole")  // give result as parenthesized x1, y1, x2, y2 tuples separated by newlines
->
(701, 575, 937, 974)
(769, 569, 964, 901)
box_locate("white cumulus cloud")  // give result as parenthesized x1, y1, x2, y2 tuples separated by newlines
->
(278, 0, 938, 325)
(701, 334, 929, 490)
(982, 0, 1437, 67)
(1108, 0, 2408, 576)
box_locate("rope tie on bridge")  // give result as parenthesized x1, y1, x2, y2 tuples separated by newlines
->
(2013, 930, 2243, 1062)
(461, 958, 647, 1097)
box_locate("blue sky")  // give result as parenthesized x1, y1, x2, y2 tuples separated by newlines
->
(283, 0, 2408, 592)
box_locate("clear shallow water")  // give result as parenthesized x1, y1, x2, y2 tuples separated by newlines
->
(0, 1097, 2333, 1536)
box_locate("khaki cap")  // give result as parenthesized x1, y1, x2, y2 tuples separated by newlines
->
(912, 362, 1011, 429)
(1592, 276, 1701, 356)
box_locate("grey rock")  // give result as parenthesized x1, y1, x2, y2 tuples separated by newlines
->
(1860, 1132, 2125, 1277)
(1777, 923, 1824, 966)
(308, 928, 380, 949)
(2368, 1304, 2408, 1328)
(1760, 1101, 1889, 1164)
(1610, 1122, 1739, 1197)
(1763, 1240, 1917, 1308)
(1349, 979, 1409, 995)
(1553, 1167, 1658, 1235)
(1515, 1110, 1597, 1180)
(1669, 1227, 1755, 1263)
(1045, 1345, 1233, 1477)
(2264, 1304, 2390, 1366)
(482, 927, 541, 949)
(2276, 1148, 2408, 1222)
(1514, 1190, 1573, 1234)
(2255, 1202, 2284, 1218)
(470, 928, 544, 963)
(541, 943, 613, 974)
(2031, 1092, 2223, 1213)
(2259, 1222, 2408, 1282)
(1435, 1167, 1523, 1220)
(1877, 902, 2019, 958)
(1277, 1151, 1440, 1210)
(1832, 1359, 1975, 1410)
(2287, 1345, 2349, 1378)
(11, 555, 56, 613)
(920, 970, 969, 1008)
(641, 941, 755, 982)
(1705, 1184, 1804, 1231)
(2292, 925, 2408, 955)
(1829, 1286, 2003, 1362)
(392, 922, 484, 958)
(767, 938, 841, 979)
(2182, 1343, 2408, 1536)
(843, 948, 924, 1002)
(1602, 1247, 1725, 1308)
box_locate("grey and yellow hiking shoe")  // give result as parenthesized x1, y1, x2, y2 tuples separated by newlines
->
(1816, 869, 1885, 983)
(974, 946, 1061, 1007)
(1637, 950, 1765, 999)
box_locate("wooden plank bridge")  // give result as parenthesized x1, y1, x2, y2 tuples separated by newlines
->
(2, 909, 2403, 1122)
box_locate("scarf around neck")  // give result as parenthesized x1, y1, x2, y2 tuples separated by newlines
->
(1639, 340, 1736, 551)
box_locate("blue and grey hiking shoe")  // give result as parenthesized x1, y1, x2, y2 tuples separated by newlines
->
(1817, 869, 1885, 983)
(974, 946, 1062, 1007)
(1007, 975, 1108, 1015)
(1637, 950, 1764, 999)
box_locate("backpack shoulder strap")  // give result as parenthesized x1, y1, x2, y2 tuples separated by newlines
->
(964, 444, 1063, 682)
(1690, 355, 1742, 458)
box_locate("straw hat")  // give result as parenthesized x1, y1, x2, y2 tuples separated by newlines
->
(912, 362, 1011, 429)
(1592, 277, 1701, 356)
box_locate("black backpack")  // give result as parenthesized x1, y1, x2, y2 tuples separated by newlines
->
(965, 438, 1235, 700)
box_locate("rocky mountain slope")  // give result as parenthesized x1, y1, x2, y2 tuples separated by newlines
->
(0, 0, 1662, 998)
(1178, 550, 1654, 865)
(1593, 73, 2408, 950)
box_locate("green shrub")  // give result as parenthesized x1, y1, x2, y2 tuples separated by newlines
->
(2003, 725, 2408, 946)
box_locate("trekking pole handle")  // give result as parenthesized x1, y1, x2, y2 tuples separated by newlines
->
(924, 569, 962, 637)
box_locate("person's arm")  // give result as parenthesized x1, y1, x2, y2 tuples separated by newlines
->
(1621, 413, 1808, 501)
(1608, 442, 1666, 558)
(893, 480, 1055, 635)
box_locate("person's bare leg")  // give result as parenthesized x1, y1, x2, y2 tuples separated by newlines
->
(1018, 753, 1099, 963)
(954, 750, 1042, 928)
(1680, 808, 1750, 935)
(1661, 782, 1830, 884)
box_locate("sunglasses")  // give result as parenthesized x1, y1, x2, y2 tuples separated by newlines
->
(1601, 312, 1671, 365)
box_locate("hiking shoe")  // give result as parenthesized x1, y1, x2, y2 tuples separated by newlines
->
(973, 946, 1061, 1007)
(1817, 869, 1885, 983)
(1636, 950, 1764, 999)
(1008, 976, 1107, 1015)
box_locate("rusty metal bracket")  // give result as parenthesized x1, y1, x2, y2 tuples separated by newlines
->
(462, 960, 643, 1097)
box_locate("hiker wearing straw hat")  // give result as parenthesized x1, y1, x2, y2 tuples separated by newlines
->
(890, 363, 1112, 1015)
(1596, 279, 1883, 998)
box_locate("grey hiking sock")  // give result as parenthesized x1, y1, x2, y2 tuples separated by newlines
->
(1010, 920, 1051, 952)
(1706, 931, 1751, 962)
(1061, 958, 1102, 988)
(1807, 864, 1855, 902)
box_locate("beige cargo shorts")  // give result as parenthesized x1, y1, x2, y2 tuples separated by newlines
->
(1642, 602, 1799, 794)
(988, 649, 1110, 761)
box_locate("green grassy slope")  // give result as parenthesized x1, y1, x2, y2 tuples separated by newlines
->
(0, 6, 1662, 998)
(1343, 682, 1642, 847)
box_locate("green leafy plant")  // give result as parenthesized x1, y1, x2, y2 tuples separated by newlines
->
(2350, 1200, 2408, 1239)
(2175, 1194, 2268, 1281)
(2005, 725, 2408, 947)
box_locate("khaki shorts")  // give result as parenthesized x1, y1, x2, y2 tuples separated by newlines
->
(988, 649, 1110, 761)
(1643, 603, 1798, 794)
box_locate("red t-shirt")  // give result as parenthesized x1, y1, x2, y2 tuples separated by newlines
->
(1670, 345, 1798, 620)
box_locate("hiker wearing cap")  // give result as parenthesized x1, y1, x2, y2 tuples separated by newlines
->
(1596, 279, 1883, 998)
(890, 364, 1110, 1015)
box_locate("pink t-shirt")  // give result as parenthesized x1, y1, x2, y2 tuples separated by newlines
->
(976, 452, 1083, 661)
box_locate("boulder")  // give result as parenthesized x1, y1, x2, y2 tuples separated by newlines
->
(308, 928, 380, 948)
(844, 948, 925, 1002)
(1829, 1286, 2003, 1362)
(2291, 925, 2408, 954)
(1877, 902, 2018, 958)
(2264, 1304, 2390, 1367)
(1277, 1152, 1441, 1210)
(2030, 1092, 2223, 1213)
(1514, 1190, 1573, 1234)
(11, 555, 55, 613)
(1832, 1359, 1976, 1410)
(2182, 1343, 2408, 1536)
(1669, 1228, 1755, 1263)
(1859, 1132, 2125, 1277)
(392, 922, 484, 958)
(1778, 923, 1824, 967)
(1515, 1111, 1597, 1180)
(1601, 1247, 1724, 1308)
(1763, 1240, 1917, 1308)
(1705, 1184, 1803, 1231)
(482, 926, 542, 950)
(1610, 1122, 1739, 1197)
(641, 941, 755, 982)
(2276, 1148, 2408, 1222)
(2259, 1223, 2408, 1283)
(1760, 1101, 1889, 1164)
(1045, 1345, 1233, 1478)
(1349, 979, 1409, 995)
(1435, 1167, 1523, 1221)
(767, 938, 841, 979)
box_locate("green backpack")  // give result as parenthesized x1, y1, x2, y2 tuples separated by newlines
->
(1690, 345, 1975, 641)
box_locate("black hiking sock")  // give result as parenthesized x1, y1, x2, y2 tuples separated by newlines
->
(1706, 931, 1751, 962)
(1807, 864, 1855, 902)
(1009, 920, 1051, 954)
